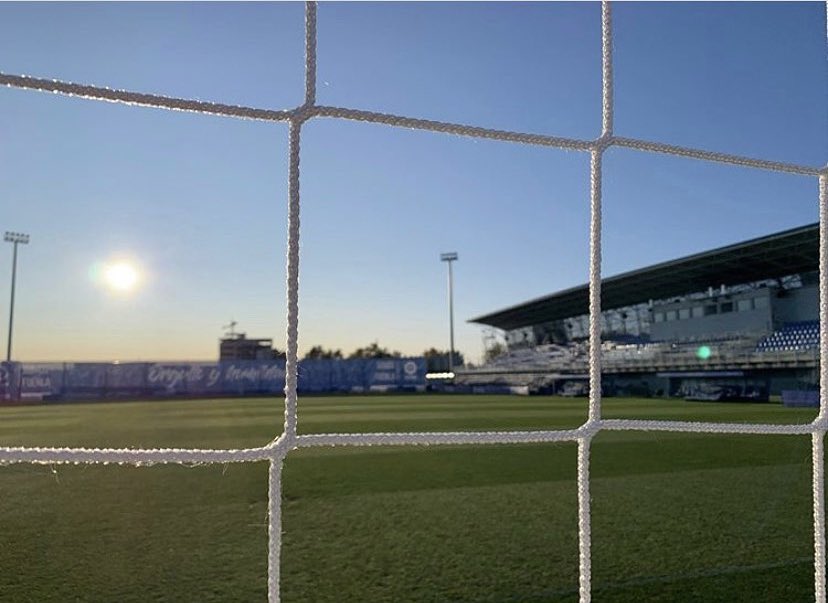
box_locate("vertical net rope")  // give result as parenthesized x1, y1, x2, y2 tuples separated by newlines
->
(0, 2, 826, 601)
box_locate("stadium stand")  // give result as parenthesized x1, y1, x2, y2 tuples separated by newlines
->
(462, 223, 820, 399)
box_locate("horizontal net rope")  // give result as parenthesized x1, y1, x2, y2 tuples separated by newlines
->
(0, 443, 278, 465)
(1, 76, 825, 176)
(601, 418, 822, 435)
(297, 429, 588, 447)
(0, 415, 819, 465)
(313, 105, 594, 151)
(0, 72, 294, 122)
(0, 2, 826, 602)
(613, 136, 824, 177)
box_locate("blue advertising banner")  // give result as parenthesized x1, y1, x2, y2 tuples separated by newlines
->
(0, 362, 21, 401)
(64, 363, 109, 390)
(297, 358, 427, 392)
(7, 357, 426, 401)
(297, 359, 337, 393)
(20, 365, 56, 396)
(106, 363, 149, 390)
(782, 390, 820, 407)
(220, 361, 286, 394)
(364, 358, 426, 390)
(147, 363, 222, 395)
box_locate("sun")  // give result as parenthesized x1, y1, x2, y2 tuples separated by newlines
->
(103, 262, 140, 293)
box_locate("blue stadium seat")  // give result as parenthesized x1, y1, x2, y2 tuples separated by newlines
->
(756, 320, 820, 353)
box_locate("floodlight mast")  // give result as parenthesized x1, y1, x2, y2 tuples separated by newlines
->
(4, 232, 30, 362)
(440, 252, 459, 374)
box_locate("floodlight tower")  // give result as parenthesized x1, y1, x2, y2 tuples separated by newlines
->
(4, 232, 29, 362)
(440, 252, 458, 374)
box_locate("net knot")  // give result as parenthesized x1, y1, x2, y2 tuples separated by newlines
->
(578, 420, 602, 439)
(291, 103, 317, 124)
(594, 134, 614, 152)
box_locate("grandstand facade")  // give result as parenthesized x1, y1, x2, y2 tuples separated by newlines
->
(464, 223, 819, 400)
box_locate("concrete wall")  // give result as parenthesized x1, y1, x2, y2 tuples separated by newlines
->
(766, 368, 818, 395)
(650, 289, 773, 341)
(772, 285, 819, 326)
(607, 368, 817, 398)
(604, 373, 669, 397)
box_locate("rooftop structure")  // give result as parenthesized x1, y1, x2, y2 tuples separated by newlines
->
(219, 334, 281, 361)
(470, 223, 818, 332)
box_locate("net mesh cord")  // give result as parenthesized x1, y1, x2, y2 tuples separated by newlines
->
(0, 2, 827, 601)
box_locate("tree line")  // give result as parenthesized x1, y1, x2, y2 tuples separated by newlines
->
(299, 343, 464, 371)
(268, 341, 503, 369)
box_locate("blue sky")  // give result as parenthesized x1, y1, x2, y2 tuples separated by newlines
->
(0, 2, 825, 363)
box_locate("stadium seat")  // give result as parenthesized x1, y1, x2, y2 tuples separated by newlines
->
(756, 321, 819, 353)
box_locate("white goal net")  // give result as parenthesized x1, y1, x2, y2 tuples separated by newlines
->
(1, 2, 827, 602)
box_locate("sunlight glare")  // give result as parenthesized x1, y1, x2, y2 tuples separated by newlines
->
(103, 262, 140, 293)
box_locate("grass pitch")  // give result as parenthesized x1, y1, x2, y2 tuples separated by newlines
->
(0, 395, 819, 602)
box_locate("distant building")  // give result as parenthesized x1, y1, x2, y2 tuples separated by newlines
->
(219, 334, 282, 361)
